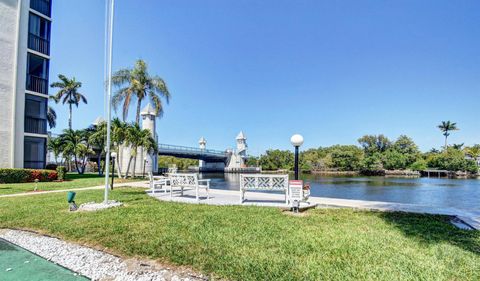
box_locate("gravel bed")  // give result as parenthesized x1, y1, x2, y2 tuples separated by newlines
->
(78, 200, 123, 212)
(0, 229, 207, 281)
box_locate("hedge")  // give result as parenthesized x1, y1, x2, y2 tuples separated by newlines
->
(0, 168, 58, 184)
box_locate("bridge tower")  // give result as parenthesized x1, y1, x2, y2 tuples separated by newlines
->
(198, 137, 206, 168)
(236, 131, 247, 157)
(140, 103, 158, 174)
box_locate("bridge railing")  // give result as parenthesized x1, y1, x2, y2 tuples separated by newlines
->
(158, 143, 226, 156)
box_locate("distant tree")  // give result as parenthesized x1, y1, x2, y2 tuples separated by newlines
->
(358, 135, 391, 155)
(60, 129, 93, 174)
(112, 59, 171, 125)
(47, 137, 64, 165)
(360, 153, 383, 172)
(245, 156, 259, 167)
(389, 135, 421, 168)
(409, 159, 428, 171)
(50, 75, 87, 130)
(437, 121, 458, 150)
(427, 147, 476, 173)
(258, 150, 294, 171)
(328, 145, 364, 171)
(464, 144, 480, 161)
(89, 122, 107, 175)
(123, 123, 157, 178)
(451, 143, 464, 150)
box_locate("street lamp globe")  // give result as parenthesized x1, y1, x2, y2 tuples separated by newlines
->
(290, 134, 304, 147)
(111, 151, 117, 158)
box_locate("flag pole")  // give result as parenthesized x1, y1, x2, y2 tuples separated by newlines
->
(104, 0, 115, 203)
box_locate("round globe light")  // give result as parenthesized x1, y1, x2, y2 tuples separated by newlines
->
(111, 151, 117, 158)
(290, 134, 304, 147)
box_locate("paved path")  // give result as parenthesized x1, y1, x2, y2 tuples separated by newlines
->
(148, 186, 480, 230)
(0, 181, 148, 198)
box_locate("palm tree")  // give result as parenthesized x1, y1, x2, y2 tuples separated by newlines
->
(112, 59, 170, 125)
(89, 122, 107, 175)
(47, 137, 64, 165)
(50, 74, 87, 130)
(123, 123, 157, 178)
(437, 121, 459, 150)
(47, 96, 58, 129)
(61, 129, 94, 174)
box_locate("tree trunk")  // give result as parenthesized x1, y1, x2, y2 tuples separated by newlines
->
(125, 156, 134, 178)
(132, 150, 137, 178)
(135, 98, 142, 125)
(97, 153, 102, 175)
(68, 103, 72, 130)
(74, 154, 81, 174)
(444, 135, 448, 150)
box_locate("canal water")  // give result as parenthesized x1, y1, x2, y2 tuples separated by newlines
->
(0, 239, 88, 281)
(200, 173, 480, 211)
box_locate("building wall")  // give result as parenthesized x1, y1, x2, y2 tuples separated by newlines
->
(0, 0, 22, 168)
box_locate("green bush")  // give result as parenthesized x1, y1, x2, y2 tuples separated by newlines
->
(56, 166, 67, 181)
(0, 168, 58, 184)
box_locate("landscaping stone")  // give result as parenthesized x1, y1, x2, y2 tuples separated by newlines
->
(78, 200, 123, 212)
(0, 229, 206, 281)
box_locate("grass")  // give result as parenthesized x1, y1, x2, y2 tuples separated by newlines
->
(0, 173, 140, 195)
(0, 188, 479, 280)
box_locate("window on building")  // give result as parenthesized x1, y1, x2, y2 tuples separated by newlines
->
(26, 53, 49, 94)
(25, 94, 47, 134)
(24, 136, 46, 169)
(30, 0, 51, 17)
(28, 13, 51, 55)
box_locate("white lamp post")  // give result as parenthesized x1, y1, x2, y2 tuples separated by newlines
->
(290, 134, 304, 180)
(110, 151, 117, 190)
(143, 155, 148, 178)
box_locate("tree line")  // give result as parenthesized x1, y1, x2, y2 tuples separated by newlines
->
(248, 133, 479, 174)
(48, 119, 157, 178)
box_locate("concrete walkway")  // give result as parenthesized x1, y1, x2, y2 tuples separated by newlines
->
(148, 186, 480, 230)
(0, 181, 147, 198)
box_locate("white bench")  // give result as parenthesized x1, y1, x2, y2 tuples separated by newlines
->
(168, 173, 210, 202)
(239, 174, 289, 204)
(148, 172, 170, 194)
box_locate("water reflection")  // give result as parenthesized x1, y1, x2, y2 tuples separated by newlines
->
(199, 173, 480, 211)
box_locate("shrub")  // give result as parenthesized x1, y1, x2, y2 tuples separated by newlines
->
(56, 166, 67, 181)
(45, 163, 58, 170)
(0, 168, 58, 183)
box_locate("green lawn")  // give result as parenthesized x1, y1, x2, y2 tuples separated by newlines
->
(0, 173, 141, 195)
(0, 188, 479, 280)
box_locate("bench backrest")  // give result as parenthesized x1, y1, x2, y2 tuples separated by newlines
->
(169, 173, 199, 187)
(240, 174, 289, 191)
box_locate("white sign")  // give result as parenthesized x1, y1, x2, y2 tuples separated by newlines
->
(289, 180, 303, 202)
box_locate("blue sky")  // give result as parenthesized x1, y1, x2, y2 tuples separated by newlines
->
(49, 0, 480, 155)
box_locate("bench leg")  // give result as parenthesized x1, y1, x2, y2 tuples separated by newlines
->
(240, 190, 244, 204)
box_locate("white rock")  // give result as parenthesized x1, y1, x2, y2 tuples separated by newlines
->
(0, 230, 206, 281)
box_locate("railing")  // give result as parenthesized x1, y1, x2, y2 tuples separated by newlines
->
(158, 143, 226, 156)
(28, 33, 50, 55)
(30, 0, 51, 17)
(26, 74, 48, 94)
(25, 116, 47, 134)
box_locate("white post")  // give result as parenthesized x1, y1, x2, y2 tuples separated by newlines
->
(104, 0, 115, 203)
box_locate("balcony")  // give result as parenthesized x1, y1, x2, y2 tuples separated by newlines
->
(28, 33, 50, 55)
(30, 0, 51, 17)
(25, 116, 47, 135)
(26, 74, 48, 94)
